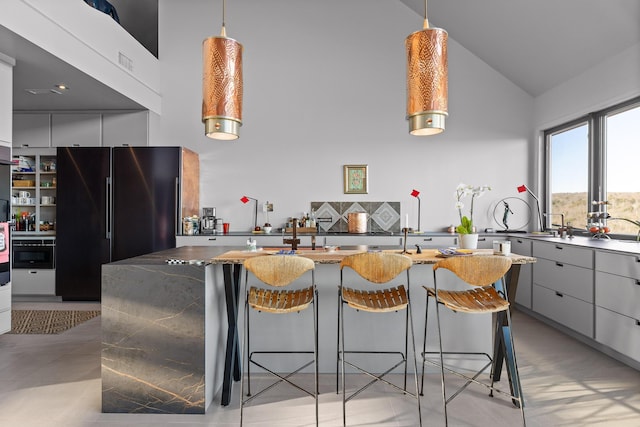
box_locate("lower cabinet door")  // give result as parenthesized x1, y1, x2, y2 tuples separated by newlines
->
(533, 284, 594, 338)
(596, 306, 640, 362)
(11, 270, 55, 296)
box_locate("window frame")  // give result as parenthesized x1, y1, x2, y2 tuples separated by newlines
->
(543, 95, 640, 238)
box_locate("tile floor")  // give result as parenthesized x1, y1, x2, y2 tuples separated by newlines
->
(1, 302, 639, 426)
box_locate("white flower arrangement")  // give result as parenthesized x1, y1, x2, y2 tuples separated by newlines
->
(455, 183, 491, 234)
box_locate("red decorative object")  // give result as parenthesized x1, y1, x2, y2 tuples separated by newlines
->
(240, 196, 250, 204)
(411, 189, 420, 198)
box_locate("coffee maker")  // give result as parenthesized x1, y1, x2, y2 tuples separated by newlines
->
(201, 207, 217, 234)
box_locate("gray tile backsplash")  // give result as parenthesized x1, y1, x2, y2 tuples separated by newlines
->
(310, 201, 401, 233)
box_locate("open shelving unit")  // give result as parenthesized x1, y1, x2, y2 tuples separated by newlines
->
(11, 152, 56, 235)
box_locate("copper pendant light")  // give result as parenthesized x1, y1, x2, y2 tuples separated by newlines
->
(202, 0, 243, 140)
(406, 0, 448, 136)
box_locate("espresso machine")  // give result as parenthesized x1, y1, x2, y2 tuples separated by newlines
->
(201, 207, 217, 234)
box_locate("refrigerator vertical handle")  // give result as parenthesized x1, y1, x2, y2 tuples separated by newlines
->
(175, 177, 180, 236)
(106, 177, 112, 239)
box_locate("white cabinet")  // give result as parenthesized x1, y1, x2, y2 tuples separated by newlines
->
(324, 235, 403, 248)
(10, 269, 55, 296)
(533, 284, 594, 337)
(0, 283, 11, 334)
(595, 251, 640, 362)
(509, 237, 532, 309)
(595, 306, 640, 362)
(532, 240, 594, 338)
(14, 112, 150, 148)
(176, 234, 313, 248)
(102, 112, 149, 147)
(13, 113, 51, 148)
(406, 235, 457, 249)
(51, 114, 101, 147)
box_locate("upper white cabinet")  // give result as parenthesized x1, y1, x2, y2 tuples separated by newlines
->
(14, 112, 150, 148)
(51, 114, 101, 147)
(102, 112, 149, 147)
(13, 113, 51, 148)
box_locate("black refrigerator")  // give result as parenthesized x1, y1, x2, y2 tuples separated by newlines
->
(55, 146, 199, 301)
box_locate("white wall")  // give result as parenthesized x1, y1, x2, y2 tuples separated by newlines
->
(534, 42, 640, 131)
(530, 42, 640, 204)
(159, 0, 533, 232)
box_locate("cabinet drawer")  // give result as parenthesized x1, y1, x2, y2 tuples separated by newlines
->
(533, 258, 593, 302)
(0, 283, 11, 311)
(11, 269, 55, 295)
(595, 251, 640, 279)
(532, 241, 593, 269)
(509, 237, 532, 256)
(533, 284, 593, 337)
(476, 236, 496, 249)
(596, 306, 640, 362)
(406, 236, 457, 248)
(595, 271, 640, 319)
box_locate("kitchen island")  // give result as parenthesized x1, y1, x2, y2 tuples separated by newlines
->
(101, 246, 228, 414)
(102, 245, 534, 412)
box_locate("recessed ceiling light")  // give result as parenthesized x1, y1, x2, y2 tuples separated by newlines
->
(55, 84, 69, 90)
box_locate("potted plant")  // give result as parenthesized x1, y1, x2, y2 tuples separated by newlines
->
(455, 183, 491, 249)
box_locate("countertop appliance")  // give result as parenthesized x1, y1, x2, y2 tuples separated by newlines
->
(55, 146, 200, 301)
(200, 207, 216, 234)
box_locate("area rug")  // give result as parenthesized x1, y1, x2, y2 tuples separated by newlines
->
(9, 310, 101, 334)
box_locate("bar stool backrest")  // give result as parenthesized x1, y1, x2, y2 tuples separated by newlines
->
(340, 252, 412, 283)
(433, 256, 512, 287)
(245, 255, 315, 287)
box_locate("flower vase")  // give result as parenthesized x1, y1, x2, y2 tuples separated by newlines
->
(459, 233, 479, 249)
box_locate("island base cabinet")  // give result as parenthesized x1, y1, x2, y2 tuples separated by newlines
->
(533, 284, 593, 338)
(596, 307, 640, 363)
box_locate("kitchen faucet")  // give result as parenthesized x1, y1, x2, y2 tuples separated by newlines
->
(283, 218, 300, 250)
(544, 213, 566, 238)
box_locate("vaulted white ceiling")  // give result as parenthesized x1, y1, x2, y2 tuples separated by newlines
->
(400, 0, 640, 96)
(4, 0, 640, 111)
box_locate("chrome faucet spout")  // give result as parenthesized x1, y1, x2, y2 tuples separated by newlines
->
(544, 213, 566, 237)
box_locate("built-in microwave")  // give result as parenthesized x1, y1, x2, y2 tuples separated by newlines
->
(12, 239, 55, 269)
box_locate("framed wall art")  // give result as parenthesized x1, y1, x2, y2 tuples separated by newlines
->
(343, 164, 368, 194)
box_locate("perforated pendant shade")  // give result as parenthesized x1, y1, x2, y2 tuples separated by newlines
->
(406, 25, 448, 136)
(202, 35, 243, 140)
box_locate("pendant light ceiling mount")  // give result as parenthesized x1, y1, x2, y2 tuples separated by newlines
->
(202, 0, 243, 141)
(406, 0, 448, 136)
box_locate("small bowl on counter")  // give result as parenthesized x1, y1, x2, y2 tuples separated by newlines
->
(324, 245, 338, 253)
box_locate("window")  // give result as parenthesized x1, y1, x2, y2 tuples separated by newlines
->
(605, 104, 640, 235)
(544, 96, 640, 238)
(547, 121, 589, 229)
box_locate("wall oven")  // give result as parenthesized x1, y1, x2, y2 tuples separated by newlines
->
(12, 239, 55, 269)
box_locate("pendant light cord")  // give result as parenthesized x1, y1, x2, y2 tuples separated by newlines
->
(221, 0, 227, 36)
(423, 0, 429, 29)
